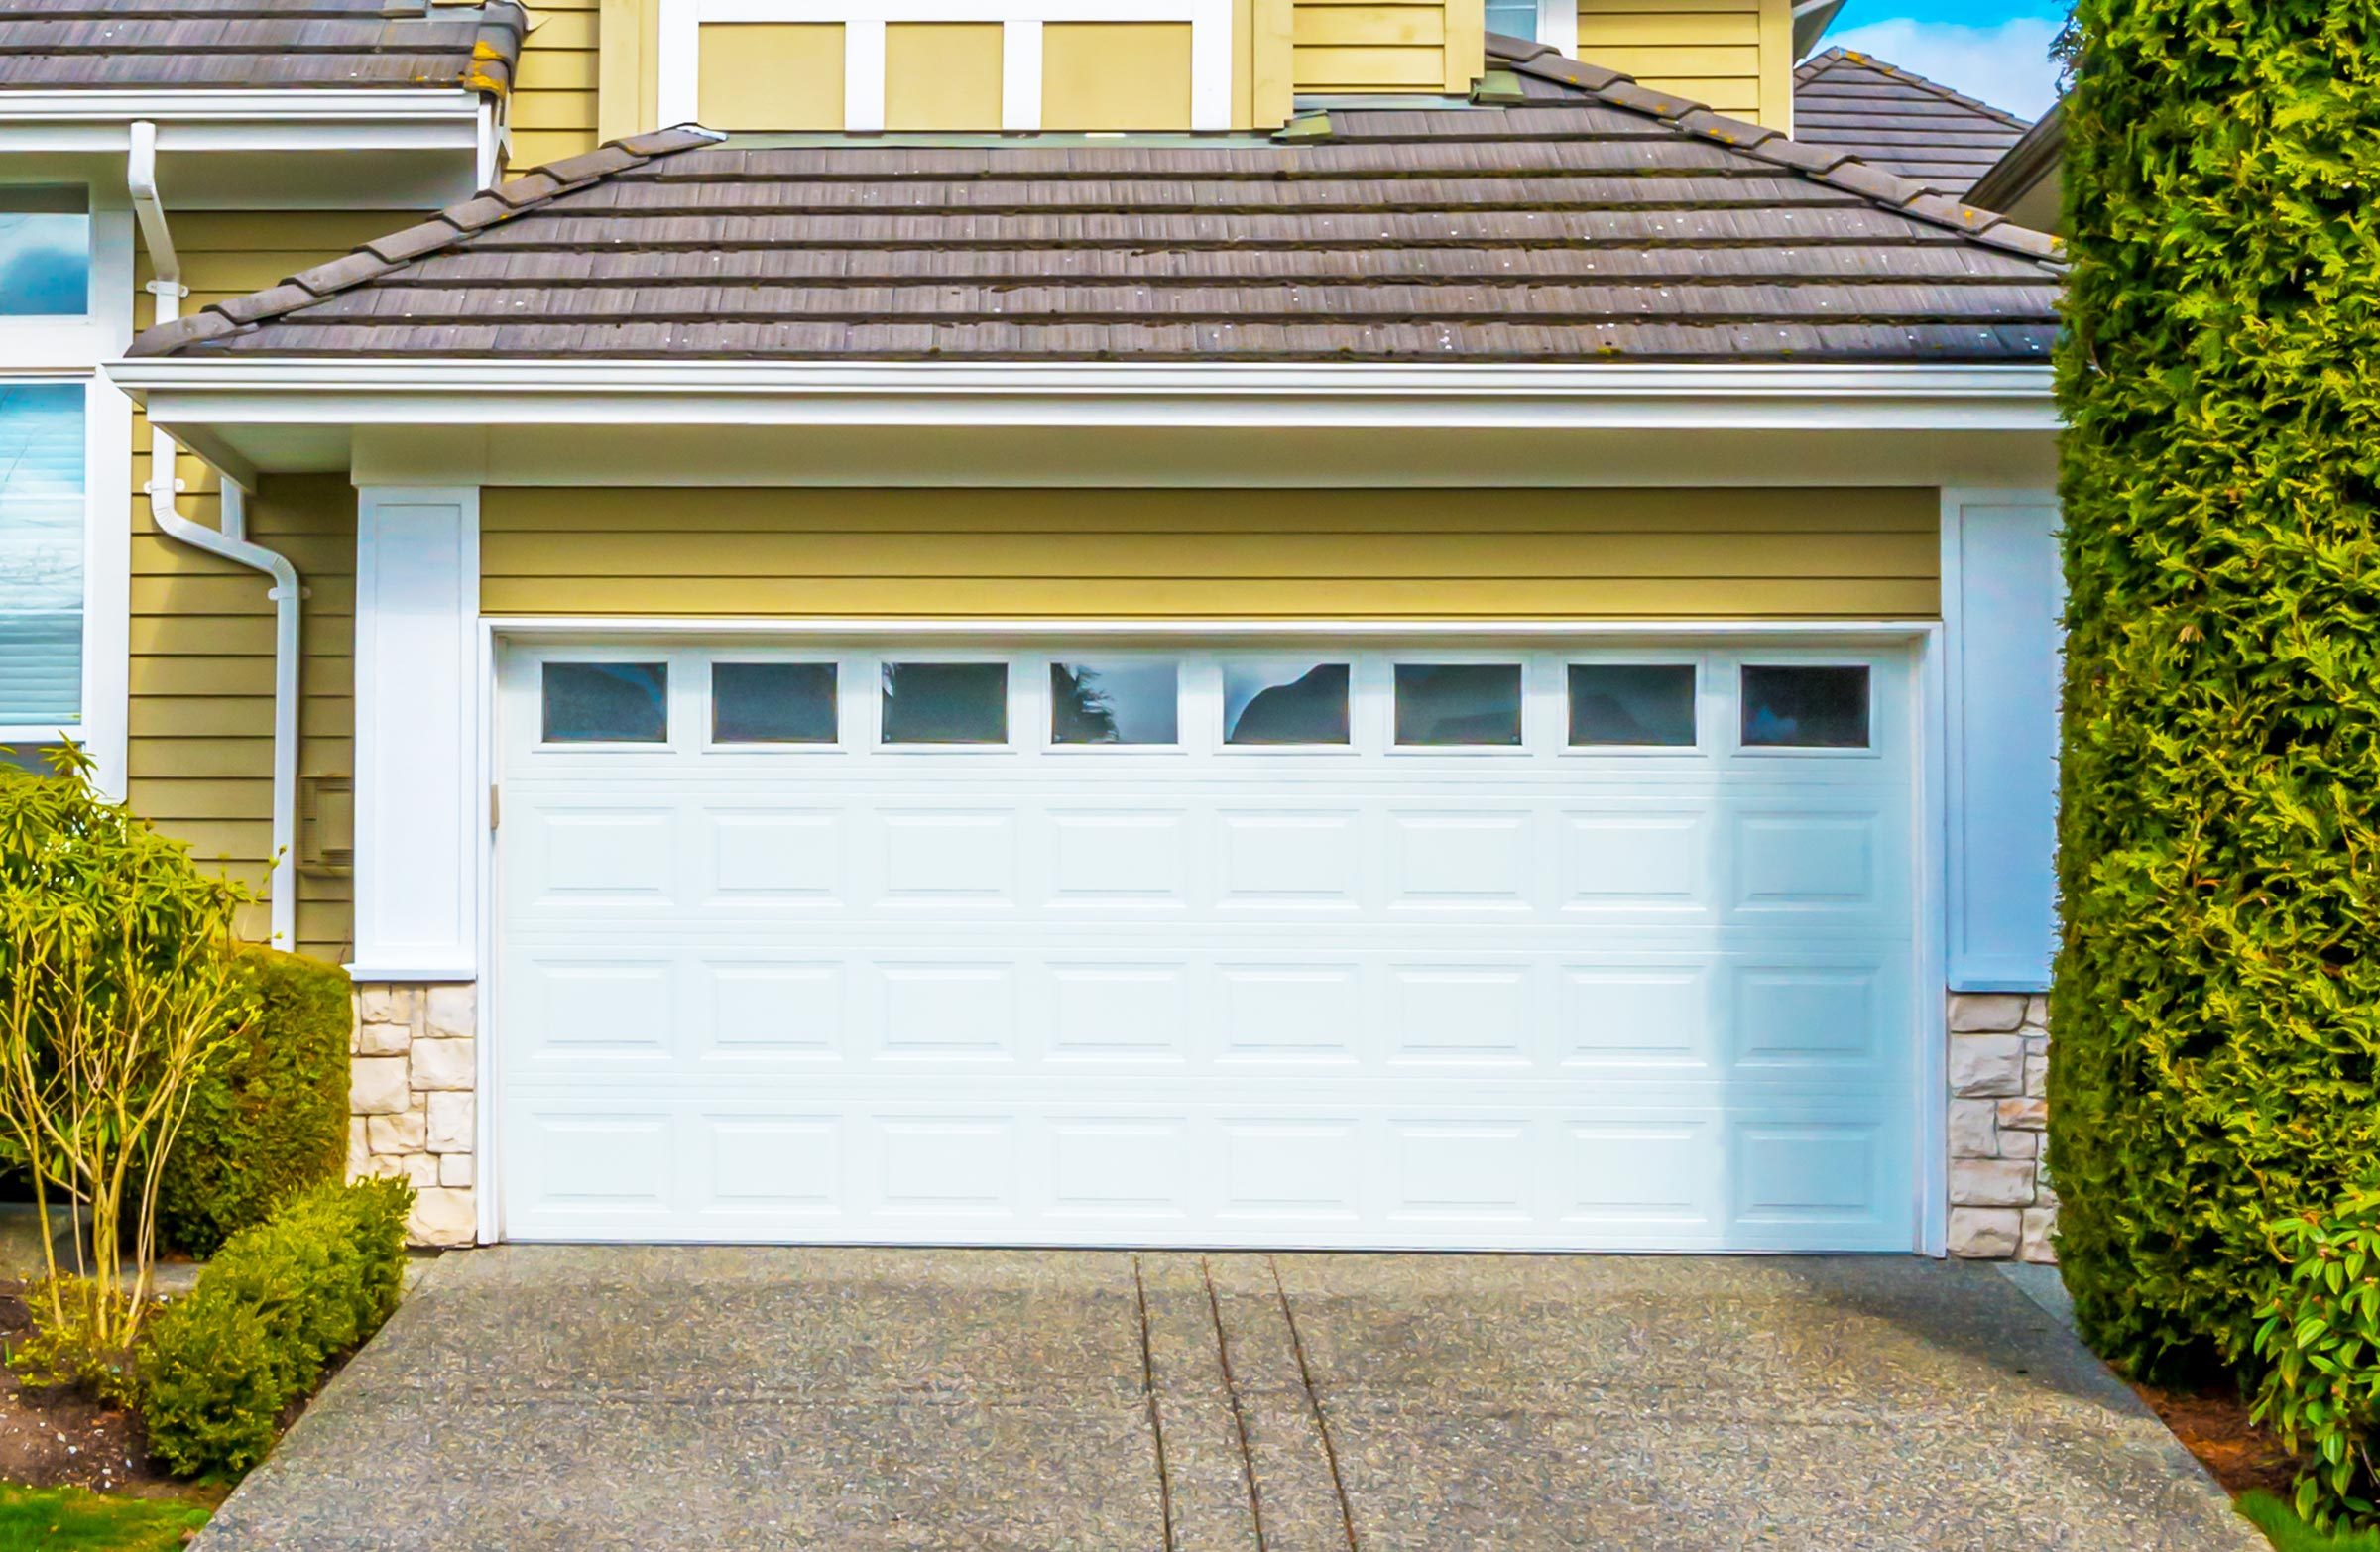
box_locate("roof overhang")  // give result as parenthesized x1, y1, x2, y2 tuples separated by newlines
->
(0, 89, 491, 208)
(110, 358, 2061, 490)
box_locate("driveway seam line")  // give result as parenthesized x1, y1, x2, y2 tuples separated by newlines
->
(1267, 1255, 1362, 1552)
(1133, 1254, 1178, 1552)
(1202, 1254, 1269, 1552)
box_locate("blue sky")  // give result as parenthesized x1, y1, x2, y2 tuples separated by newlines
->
(1820, 0, 2066, 119)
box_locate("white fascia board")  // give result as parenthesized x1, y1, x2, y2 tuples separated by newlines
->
(0, 90, 483, 154)
(113, 360, 2062, 433)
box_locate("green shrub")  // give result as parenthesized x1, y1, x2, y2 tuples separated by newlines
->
(135, 1177, 413, 1480)
(2254, 1186, 2380, 1532)
(158, 947, 351, 1256)
(2051, 0, 2380, 1379)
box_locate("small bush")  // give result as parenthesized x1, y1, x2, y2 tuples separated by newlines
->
(6, 1275, 138, 1407)
(135, 1177, 413, 1480)
(2254, 1186, 2380, 1533)
(158, 947, 351, 1256)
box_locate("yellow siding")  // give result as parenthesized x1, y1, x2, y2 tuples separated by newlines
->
(481, 487, 1940, 620)
(698, 23, 847, 129)
(885, 23, 1005, 130)
(1573, 0, 1794, 129)
(131, 214, 393, 963)
(511, 0, 602, 169)
(1042, 23, 1193, 129)
(1293, 0, 1456, 93)
(597, 0, 660, 143)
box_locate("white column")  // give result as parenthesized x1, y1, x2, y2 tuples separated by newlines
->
(351, 486, 480, 983)
(1941, 489, 2062, 992)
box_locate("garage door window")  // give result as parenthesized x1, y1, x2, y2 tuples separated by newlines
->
(1051, 660, 1178, 745)
(1393, 663, 1522, 746)
(1223, 660, 1350, 746)
(1741, 665, 1870, 749)
(542, 661, 668, 743)
(882, 661, 1008, 744)
(1569, 663, 1697, 748)
(712, 660, 837, 744)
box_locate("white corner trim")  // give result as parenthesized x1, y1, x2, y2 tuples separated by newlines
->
(353, 486, 482, 982)
(1535, 0, 1577, 59)
(1914, 617, 1950, 1256)
(1940, 488, 2062, 993)
(1002, 19, 1043, 131)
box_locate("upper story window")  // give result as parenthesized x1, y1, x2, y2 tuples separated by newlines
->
(0, 187, 90, 317)
(0, 382, 87, 727)
(1484, 0, 1536, 40)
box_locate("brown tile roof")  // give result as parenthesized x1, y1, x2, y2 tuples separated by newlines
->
(129, 39, 2062, 365)
(1793, 48, 2031, 196)
(0, 0, 527, 95)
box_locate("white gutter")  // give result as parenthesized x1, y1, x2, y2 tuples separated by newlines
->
(129, 121, 301, 948)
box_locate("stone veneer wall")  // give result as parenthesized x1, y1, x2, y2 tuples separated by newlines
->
(1947, 992, 2055, 1262)
(348, 984, 479, 1248)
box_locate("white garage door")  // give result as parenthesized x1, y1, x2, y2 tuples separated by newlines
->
(494, 638, 1921, 1251)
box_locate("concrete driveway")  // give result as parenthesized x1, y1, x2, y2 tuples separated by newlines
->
(194, 1248, 2260, 1551)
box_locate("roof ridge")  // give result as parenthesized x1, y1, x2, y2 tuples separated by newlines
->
(127, 123, 724, 358)
(1481, 33, 2059, 263)
(1793, 46, 2031, 130)
(1793, 46, 1849, 87)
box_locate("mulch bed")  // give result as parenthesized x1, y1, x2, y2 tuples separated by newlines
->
(2133, 1377, 2302, 1499)
(0, 1285, 189, 1499)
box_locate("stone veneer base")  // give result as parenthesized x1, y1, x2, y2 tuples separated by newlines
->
(1947, 991, 2055, 1262)
(349, 984, 477, 1248)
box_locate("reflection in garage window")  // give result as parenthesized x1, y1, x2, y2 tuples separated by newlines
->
(1394, 664, 1522, 746)
(1569, 664, 1697, 747)
(882, 661, 1008, 744)
(1741, 665, 1870, 748)
(713, 661, 837, 744)
(542, 661, 668, 743)
(1223, 661, 1351, 745)
(1051, 660, 1178, 745)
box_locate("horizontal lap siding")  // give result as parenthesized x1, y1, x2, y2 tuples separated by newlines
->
(480, 487, 1940, 619)
(131, 214, 394, 963)
(511, 0, 600, 169)
(1294, 0, 1478, 94)
(1574, 0, 1790, 129)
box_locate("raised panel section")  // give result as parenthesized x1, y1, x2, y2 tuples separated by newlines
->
(1732, 966, 1879, 1066)
(1736, 813, 1878, 909)
(1389, 966, 1529, 1063)
(1560, 966, 1710, 1068)
(1048, 811, 1187, 905)
(1388, 812, 1529, 907)
(699, 960, 845, 1060)
(1563, 1121, 1717, 1224)
(1734, 1124, 1885, 1225)
(877, 964, 1016, 1059)
(1561, 813, 1706, 911)
(519, 1113, 671, 1210)
(1392, 1124, 1529, 1219)
(1050, 1119, 1189, 1216)
(1217, 965, 1361, 1062)
(1222, 1120, 1361, 1217)
(537, 810, 675, 900)
(1219, 811, 1360, 906)
(701, 1116, 842, 1211)
(880, 811, 1015, 903)
(520, 959, 672, 1059)
(877, 1118, 1015, 1213)
(1048, 964, 1190, 1061)
(707, 810, 842, 904)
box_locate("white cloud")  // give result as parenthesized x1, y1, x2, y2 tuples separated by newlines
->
(1822, 16, 2065, 121)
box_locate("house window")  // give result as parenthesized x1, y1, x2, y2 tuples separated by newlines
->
(542, 661, 670, 744)
(1051, 660, 1178, 746)
(1484, 0, 1536, 40)
(0, 188, 90, 317)
(0, 382, 86, 727)
(1741, 665, 1871, 749)
(1223, 660, 1351, 746)
(1569, 664, 1697, 748)
(882, 661, 1008, 744)
(1394, 663, 1523, 746)
(713, 660, 838, 744)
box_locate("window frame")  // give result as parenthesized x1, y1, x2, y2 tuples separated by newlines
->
(1042, 653, 1188, 755)
(1216, 655, 1359, 755)
(1385, 656, 1531, 755)
(0, 188, 132, 797)
(699, 651, 849, 754)
(1558, 648, 1709, 759)
(1731, 658, 1882, 760)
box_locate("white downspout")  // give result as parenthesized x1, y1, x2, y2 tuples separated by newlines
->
(129, 121, 301, 948)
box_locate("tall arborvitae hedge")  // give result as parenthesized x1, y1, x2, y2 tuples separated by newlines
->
(2053, 0, 2380, 1379)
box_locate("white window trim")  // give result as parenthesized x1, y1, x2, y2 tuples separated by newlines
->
(1535, 0, 1576, 58)
(659, 0, 1237, 132)
(0, 201, 132, 799)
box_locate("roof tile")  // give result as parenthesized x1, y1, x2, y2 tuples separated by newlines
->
(0, 0, 526, 95)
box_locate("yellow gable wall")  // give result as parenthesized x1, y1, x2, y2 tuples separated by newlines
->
(1573, 0, 1795, 130)
(511, 0, 604, 166)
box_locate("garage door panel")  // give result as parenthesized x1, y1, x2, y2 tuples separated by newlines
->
(498, 641, 1923, 1252)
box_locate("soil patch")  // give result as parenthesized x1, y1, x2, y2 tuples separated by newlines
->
(0, 1286, 196, 1500)
(2134, 1377, 2301, 1498)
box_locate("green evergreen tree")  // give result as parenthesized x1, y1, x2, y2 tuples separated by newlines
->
(2052, 0, 2380, 1379)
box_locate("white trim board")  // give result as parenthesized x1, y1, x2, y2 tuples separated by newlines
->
(1939, 489, 2062, 993)
(659, 0, 1236, 131)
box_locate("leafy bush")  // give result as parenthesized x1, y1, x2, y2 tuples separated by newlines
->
(0, 749, 251, 1361)
(2051, 0, 2380, 1378)
(4, 1275, 140, 1407)
(136, 1177, 413, 1480)
(158, 947, 351, 1256)
(2254, 1187, 2380, 1532)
